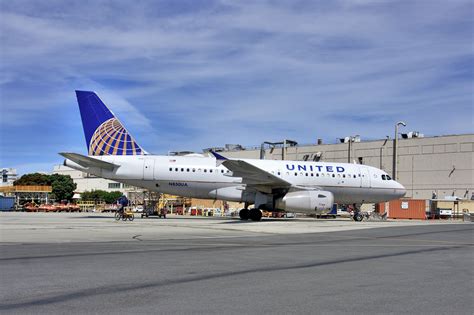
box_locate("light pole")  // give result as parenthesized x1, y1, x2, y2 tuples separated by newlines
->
(347, 135, 359, 163)
(392, 121, 406, 180)
(380, 136, 389, 169)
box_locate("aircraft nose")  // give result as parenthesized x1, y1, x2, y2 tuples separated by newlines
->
(395, 182, 406, 198)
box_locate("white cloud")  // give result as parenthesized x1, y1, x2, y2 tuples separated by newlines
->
(0, 0, 472, 172)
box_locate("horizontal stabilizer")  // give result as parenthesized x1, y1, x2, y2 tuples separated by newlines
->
(59, 152, 119, 171)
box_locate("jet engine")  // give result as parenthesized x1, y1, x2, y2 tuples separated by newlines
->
(275, 190, 334, 213)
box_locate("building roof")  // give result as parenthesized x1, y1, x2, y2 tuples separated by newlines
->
(0, 185, 52, 193)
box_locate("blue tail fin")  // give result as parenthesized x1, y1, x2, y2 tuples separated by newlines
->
(75, 91, 146, 156)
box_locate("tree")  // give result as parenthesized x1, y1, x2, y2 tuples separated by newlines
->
(106, 191, 123, 204)
(80, 190, 123, 204)
(50, 174, 76, 202)
(14, 173, 51, 186)
(14, 173, 77, 202)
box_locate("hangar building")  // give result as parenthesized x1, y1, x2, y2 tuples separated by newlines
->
(219, 134, 473, 200)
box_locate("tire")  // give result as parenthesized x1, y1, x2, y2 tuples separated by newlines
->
(249, 209, 262, 221)
(115, 212, 121, 221)
(129, 214, 134, 221)
(239, 209, 249, 220)
(122, 215, 127, 221)
(354, 213, 363, 222)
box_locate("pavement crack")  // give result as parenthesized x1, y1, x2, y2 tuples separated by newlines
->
(132, 235, 143, 241)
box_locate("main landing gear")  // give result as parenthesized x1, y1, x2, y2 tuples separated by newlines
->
(239, 208, 262, 221)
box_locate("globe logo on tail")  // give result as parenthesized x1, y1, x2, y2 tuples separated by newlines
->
(89, 118, 144, 156)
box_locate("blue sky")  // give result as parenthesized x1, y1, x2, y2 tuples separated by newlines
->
(0, 0, 473, 175)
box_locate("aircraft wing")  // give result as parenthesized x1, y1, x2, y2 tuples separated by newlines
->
(211, 151, 291, 188)
(59, 152, 119, 171)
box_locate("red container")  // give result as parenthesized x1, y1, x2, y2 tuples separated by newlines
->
(388, 199, 427, 220)
(375, 202, 386, 214)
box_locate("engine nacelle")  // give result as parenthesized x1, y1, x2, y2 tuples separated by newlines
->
(275, 190, 334, 213)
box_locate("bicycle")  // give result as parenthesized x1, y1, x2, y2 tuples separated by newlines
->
(115, 210, 134, 221)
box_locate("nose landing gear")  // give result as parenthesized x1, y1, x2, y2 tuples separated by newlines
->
(351, 203, 364, 222)
(353, 212, 364, 222)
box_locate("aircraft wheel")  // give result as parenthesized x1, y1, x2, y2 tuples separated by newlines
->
(249, 208, 262, 221)
(353, 213, 363, 222)
(239, 209, 249, 220)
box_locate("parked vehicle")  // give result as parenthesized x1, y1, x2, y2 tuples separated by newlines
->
(133, 205, 144, 212)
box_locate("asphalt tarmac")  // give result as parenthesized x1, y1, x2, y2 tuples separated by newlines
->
(0, 213, 472, 314)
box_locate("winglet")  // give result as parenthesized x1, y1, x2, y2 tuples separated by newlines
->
(210, 151, 228, 161)
(210, 151, 227, 166)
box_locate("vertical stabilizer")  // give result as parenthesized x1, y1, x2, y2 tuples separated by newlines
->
(75, 91, 146, 156)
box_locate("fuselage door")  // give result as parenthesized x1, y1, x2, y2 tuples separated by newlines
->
(358, 166, 371, 188)
(143, 158, 155, 180)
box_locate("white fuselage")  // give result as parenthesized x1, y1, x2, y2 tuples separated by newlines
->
(66, 154, 406, 206)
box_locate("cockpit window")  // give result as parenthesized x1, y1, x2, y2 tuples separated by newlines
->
(386, 175, 392, 180)
(382, 175, 386, 180)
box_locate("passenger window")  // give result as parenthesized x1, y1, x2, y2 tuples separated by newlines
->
(316, 173, 319, 177)
(311, 173, 314, 177)
(294, 172, 298, 176)
(343, 174, 346, 178)
(210, 169, 213, 173)
(305, 173, 308, 176)
(192, 168, 196, 172)
(278, 172, 281, 176)
(353, 175, 356, 178)
(204, 169, 207, 173)
(187, 168, 190, 172)
(169, 168, 172, 171)
(175, 168, 178, 171)
(181, 168, 184, 172)
(332, 174, 335, 178)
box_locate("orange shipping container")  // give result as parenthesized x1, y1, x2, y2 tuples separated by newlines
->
(375, 202, 387, 214)
(388, 199, 427, 220)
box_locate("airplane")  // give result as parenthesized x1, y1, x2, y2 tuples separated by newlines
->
(60, 91, 406, 222)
